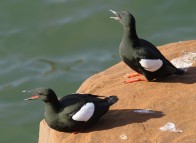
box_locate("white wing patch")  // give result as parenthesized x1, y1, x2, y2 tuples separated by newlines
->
(72, 103, 95, 122)
(139, 59, 163, 72)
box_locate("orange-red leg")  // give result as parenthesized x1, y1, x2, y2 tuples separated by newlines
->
(124, 73, 142, 78)
(123, 72, 147, 83)
(124, 77, 147, 84)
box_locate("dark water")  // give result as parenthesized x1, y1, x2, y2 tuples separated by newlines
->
(0, 0, 195, 142)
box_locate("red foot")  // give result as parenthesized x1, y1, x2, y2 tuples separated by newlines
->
(124, 73, 142, 78)
(124, 78, 147, 84)
(123, 72, 147, 83)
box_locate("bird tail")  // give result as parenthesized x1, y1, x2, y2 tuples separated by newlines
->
(105, 96, 118, 106)
(175, 68, 184, 75)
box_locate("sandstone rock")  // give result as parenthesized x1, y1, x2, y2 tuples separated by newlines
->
(38, 40, 196, 143)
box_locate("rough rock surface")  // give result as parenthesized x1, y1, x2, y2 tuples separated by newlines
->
(38, 40, 196, 143)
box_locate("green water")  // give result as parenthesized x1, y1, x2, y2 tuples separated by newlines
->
(0, 0, 195, 142)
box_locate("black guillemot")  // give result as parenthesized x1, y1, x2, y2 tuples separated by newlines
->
(24, 87, 118, 132)
(110, 10, 184, 83)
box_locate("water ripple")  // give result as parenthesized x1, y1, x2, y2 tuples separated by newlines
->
(44, 0, 68, 4)
(0, 28, 22, 36)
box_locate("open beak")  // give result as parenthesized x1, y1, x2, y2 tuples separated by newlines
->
(109, 9, 120, 20)
(24, 95, 39, 100)
(23, 90, 39, 101)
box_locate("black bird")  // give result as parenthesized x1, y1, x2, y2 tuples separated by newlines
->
(24, 87, 118, 132)
(110, 10, 184, 83)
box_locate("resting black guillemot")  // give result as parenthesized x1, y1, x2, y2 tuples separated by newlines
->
(24, 87, 118, 132)
(110, 10, 184, 83)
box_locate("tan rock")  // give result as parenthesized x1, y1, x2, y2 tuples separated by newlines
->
(38, 40, 196, 143)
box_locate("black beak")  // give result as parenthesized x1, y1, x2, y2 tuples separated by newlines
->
(23, 90, 39, 101)
(109, 9, 120, 20)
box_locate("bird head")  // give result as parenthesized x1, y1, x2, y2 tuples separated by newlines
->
(23, 87, 56, 102)
(110, 10, 135, 29)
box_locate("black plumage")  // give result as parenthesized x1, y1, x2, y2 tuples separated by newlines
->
(110, 10, 184, 82)
(24, 87, 118, 132)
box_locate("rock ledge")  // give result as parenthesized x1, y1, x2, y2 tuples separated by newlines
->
(39, 40, 196, 143)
